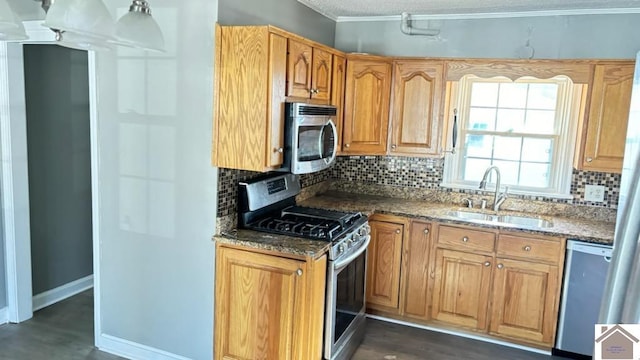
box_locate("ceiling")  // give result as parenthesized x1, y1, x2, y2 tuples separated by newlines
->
(297, 0, 640, 19)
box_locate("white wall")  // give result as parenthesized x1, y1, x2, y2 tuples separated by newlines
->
(335, 13, 640, 59)
(95, 1, 217, 359)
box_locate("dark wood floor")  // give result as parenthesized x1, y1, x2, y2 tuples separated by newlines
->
(1, 291, 569, 360)
(352, 318, 569, 360)
(0, 290, 122, 360)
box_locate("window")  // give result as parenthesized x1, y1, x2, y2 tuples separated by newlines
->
(443, 75, 582, 197)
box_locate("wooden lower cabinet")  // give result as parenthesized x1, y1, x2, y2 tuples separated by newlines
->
(215, 244, 326, 360)
(431, 248, 493, 330)
(489, 258, 559, 345)
(400, 221, 432, 320)
(366, 218, 404, 311)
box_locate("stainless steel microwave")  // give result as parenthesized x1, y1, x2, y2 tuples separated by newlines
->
(280, 102, 338, 174)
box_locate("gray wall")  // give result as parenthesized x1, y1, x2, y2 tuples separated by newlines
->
(0, 211, 5, 309)
(335, 13, 640, 59)
(219, 0, 335, 46)
(23, 45, 93, 295)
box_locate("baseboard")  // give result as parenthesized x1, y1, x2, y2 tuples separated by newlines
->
(32, 274, 94, 311)
(0, 306, 7, 325)
(366, 314, 551, 356)
(98, 334, 192, 360)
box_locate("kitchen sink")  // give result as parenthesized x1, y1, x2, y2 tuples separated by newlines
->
(445, 210, 553, 228)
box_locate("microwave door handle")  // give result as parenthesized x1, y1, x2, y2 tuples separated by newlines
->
(324, 119, 338, 164)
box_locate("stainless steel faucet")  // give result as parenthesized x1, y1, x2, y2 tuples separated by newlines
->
(479, 166, 509, 211)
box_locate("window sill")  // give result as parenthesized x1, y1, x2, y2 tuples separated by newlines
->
(439, 183, 574, 201)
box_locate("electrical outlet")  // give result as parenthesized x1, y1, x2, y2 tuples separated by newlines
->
(585, 185, 606, 202)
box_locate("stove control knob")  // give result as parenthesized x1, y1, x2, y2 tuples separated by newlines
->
(338, 245, 345, 254)
(347, 239, 354, 248)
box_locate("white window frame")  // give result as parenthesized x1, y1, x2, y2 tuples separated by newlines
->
(442, 75, 583, 198)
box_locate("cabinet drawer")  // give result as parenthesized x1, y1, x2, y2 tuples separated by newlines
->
(437, 225, 495, 252)
(497, 235, 561, 264)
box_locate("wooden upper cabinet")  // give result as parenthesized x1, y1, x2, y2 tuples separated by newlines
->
(331, 54, 346, 154)
(213, 26, 287, 171)
(287, 39, 313, 99)
(367, 219, 404, 311)
(343, 56, 392, 155)
(287, 39, 333, 101)
(581, 63, 634, 173)
(400, 221, 432, 321)
(390, 60, 444, 156)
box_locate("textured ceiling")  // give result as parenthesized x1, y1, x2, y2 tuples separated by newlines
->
(298, 0, 640, 19)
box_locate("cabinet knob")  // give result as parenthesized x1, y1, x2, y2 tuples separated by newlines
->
(484, 261, 491, 267)
(296, 269, 303, 276)
(310, 88, 319, 95)
(462, 236, 469, 243)
(395, 229, 401, 234)
(523, 245, 532, 252)
(345, 143, 350, 148)
(586, 157, 593, 163)
(423, 229, 429, 235)
(274, 147, 284, 153)
(391, 144, 397, 150)
(497, 263, 504, 269)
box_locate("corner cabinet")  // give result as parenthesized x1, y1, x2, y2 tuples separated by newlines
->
(215, 244, 327, 360)
(331, 54, 347, 154)
(213, 25, 287, 171)
(580, 62, 634, 173)
(389, 60, 444, 156)
(343, 55, 392, 155)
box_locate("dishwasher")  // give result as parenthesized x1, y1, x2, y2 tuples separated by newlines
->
(555, 240, 613, 358)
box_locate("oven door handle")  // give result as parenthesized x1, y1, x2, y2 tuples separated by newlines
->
(333, 235, 370, 272)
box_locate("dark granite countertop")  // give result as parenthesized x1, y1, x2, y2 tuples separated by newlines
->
(298, 192, 616, 245)
(214, 229, 331, 258)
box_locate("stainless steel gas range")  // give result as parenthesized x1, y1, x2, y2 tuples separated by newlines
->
(239, 173, 371, 360)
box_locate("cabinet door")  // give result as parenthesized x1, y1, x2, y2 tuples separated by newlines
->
(267, 34, 288, 168)
(583, 63, 633, 173)
(343, 58, 392, 155)
(331, 54, 346, 153)
(431, 248, 493, 331)
(367, 220, 404, 310)
(287, 39, 313, 99)
(401, 221, 432, 320)
(215, 246, 306, 360)
(390, 60, 444, 156)
(489, 258, 559, 346)
(311, 48, 332, 101)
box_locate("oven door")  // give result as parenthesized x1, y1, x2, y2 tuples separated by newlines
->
(324, 236, 370, 360)
(290, 117, 337, 174)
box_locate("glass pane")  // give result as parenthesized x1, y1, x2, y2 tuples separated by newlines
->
(525, 110, 556, 134)
(468, 107, 496, 131)
(498, 83, 528, 109)
(522, 138, 553, 163)
(528, 83, 558, 110)
(492, 160, 519, 185)
(520, 162, 551, 188)
(470, 83, 499, 107)
(465, 134, 493, 158)
(493, 136, 522, 161)
(496, 109, 525, 132)
(463, 158, 492, 182)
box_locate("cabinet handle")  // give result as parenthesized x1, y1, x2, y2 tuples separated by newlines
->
(586, 157, 593, 163)
(296, 269, 303, 276)
(395, 229, 401, 234)
(484, 261, 491, 267)
(391, 144, 397, 150)
(497, 263, 504, 269)
(423, 229, 430, 235)
(462, 236, 469, 243)
(523, 245, 532, 252)
(345, 143, 350, 148)
(274, 147, 284, 153)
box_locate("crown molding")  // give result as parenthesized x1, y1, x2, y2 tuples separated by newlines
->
(335, 8, 640, 22)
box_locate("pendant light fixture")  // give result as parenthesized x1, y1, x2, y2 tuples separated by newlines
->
(114, 1, 165, 52)
(42, 0, 115, 46)
(0, 0, 28, 40)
